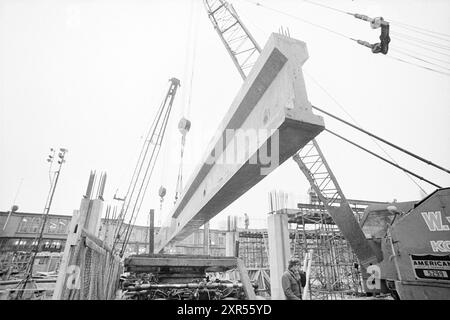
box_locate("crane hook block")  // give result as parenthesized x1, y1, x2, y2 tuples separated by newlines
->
(158, 186, 167, 198)
(372, 21, 390, 54)
(353, 14, 390, 54)
(178, 118, 191, 135)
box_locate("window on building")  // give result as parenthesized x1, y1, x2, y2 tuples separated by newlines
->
(46, 219, 58, 234)
(138, 245, 146, 254)
(50, 241, 61, 249)
(183, 234, 194, 245)
(218, 235, 225, 246)
(4, 239, 19, 251)
(0, 238, 6, 251)
(43, 241, 51, 249)
(18, 217, 31, 233)
(31, 218, 41, 233)
(194, 232, 203, 245)
(37, 257, 49, 265)
(57, 219, 69, 234)
(0, 216, 6, 230)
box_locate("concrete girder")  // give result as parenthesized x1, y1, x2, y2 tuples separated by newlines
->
(155, 34, 324, 253)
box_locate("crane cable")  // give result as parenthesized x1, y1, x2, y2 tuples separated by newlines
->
(304, 72, 428, 194)
(391, 45, 450, 65)
(385, 55, 450, 77)
(389, 48, 450, 72)
(390, 31, 450, 51)
(297, 0, 450, 71)
(156, 0, 199, 218)
(242, 0, 450, 75)
(388, 18, 450, 41)
(313, 105, 450, 175)
(241, 0, 355, 41)
(242, 0, 391, 53)
(184, 0, 199, 118)
(237, 1, 446, 190)
(324, 128, 442, 189)
(299, 0, 450, 39)
(174, 0, 198, 204)
(392, 37, 450, 58)
(236, 6, 436, 194)
(243, 0, 450, 76)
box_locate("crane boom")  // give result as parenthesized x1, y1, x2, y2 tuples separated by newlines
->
(204, 0, 261, 79)
(203, 0, 378, 268)
(113, 78, 180, 256)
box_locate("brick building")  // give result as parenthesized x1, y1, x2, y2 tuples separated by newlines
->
(0, 211, 227, 275)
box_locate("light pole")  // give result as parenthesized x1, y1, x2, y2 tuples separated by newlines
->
(2, 205, 19, 232)
(2, 177, 23, 233)
(17, 147, 68, 299)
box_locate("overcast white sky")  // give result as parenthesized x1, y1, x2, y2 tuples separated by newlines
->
(1, 0, 449, 230)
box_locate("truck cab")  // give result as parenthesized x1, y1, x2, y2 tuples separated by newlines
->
(359, 188, 450, 299)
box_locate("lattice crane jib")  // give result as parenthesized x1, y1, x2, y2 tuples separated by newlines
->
(204, 0, 261, 80)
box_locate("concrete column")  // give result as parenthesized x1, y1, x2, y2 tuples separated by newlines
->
(203, 222, 210, 255)
(53, 200, 86, 300)
(268, 212, 290, 300)
(83, 199, 103, 237)
(225, 231, 237, 257)
(149, 209, 154, 254)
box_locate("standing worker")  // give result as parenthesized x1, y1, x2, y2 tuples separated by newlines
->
(244, 213, 249, 230)
(281, 257, 306, 300)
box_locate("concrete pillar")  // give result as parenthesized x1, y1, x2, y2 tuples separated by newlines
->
(226, 215, 238, 257)
(53, 201, 85, 300)
(53, 195, 104, 300)
(149, 209, 154, 254)
(225, 231, 237, 257)
(268, 212, 290, 300)
(203, 222, 210, 255)
(83, 199, 103, 237)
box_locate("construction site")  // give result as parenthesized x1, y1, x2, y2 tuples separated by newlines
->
(0, 0, 449, 302)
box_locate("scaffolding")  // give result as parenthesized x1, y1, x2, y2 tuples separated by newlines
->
(234, 217, 363, 299)
(236, 230, 270, 297)
(289, 208, 363, 300)
(234, 200, 373, 299)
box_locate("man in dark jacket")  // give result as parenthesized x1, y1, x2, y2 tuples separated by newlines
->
(281, 258, 306, 300)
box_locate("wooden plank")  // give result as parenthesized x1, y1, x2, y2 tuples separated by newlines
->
(302, 250, 313, 300)
(125, 256, 238, 268)
(236, 258, 257, 299)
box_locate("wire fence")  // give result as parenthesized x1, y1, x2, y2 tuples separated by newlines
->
(60, 231, 122, 300)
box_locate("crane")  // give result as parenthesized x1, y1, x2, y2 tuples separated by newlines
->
(113, 78, 181, 257)
(203, 0, 378, 268)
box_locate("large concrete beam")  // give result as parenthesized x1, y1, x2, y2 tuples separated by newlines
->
(155, 34, 324, 253)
